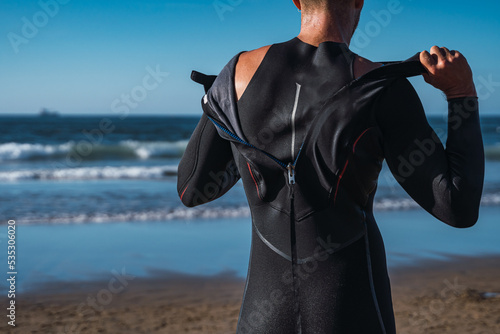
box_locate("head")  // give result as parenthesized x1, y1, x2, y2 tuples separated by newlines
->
(293, 0, 364, 42)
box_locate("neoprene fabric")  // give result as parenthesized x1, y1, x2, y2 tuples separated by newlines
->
(177, 37, 484, 334)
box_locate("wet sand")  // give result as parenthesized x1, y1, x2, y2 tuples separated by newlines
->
(1, 255, 499, 334)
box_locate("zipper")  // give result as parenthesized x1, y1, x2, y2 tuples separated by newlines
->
(287, 162, 301, 333)
(207, 115, 304, 332)
(207, 116, 288, 169)
(287, 145, 303, 333)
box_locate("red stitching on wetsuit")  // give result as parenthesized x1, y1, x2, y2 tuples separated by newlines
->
(353, 127, 373, 153)
(247, 162, 261, 199)
(334, 128, 373, 203)
(180, 185, 189, 201)
(334, 160, 349, 203)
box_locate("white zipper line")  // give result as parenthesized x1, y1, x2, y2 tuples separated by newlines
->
(291, 83, 302, 159)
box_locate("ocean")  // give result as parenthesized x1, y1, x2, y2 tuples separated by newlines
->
(1, 114, 499, 293)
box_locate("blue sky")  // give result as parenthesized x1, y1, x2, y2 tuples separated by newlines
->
(0, 0, 499, 115)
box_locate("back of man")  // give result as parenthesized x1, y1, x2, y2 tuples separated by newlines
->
(231, 37, 395, 333)
(178, 0, 483, 333)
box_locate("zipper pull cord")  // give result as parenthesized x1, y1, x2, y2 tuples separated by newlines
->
(287, 163, 296, 185)
(288, 141, 303, 188)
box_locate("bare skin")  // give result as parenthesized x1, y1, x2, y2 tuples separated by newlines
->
(420, 46, 477, 99)
(235, 0, 476, 101)
(234, 45, 271, 101)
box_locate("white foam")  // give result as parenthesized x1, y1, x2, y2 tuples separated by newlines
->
(119, 140, 188, 159)
(0, 142, 72, 161)
(374, 198, 419, 211)
(12, 192, 500, 225)
(0, 140, 189, 162)
(0, 165, 178, 181)
(374, 194, 500, 210)
(19, 206, 252, 225)
(481, 193, 500, 206)
(485, 144, 500, 161)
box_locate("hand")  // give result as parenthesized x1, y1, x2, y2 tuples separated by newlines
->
(420, 46, 477, 99)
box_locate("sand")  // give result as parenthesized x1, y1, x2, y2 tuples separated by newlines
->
(1, 255, 499, 334)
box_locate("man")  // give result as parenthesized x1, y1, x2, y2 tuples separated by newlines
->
(177, 0, 484, 333)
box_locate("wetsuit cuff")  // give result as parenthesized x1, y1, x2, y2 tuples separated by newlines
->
(447, 97, 479, 133)
(446, 96, 478, 104)
(447, 97, 479, 116)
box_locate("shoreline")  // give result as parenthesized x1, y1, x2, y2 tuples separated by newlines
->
(8, 205, 500, 297)
(2, 254, 499, 333)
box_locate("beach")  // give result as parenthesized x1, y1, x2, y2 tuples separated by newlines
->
(1, 255, 499, 334)
(2, 206, 500, 334)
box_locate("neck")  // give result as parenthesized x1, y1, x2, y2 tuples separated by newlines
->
(297, 10, 355, 47)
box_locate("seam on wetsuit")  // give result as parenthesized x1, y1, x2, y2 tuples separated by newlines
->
(296, 229, 365, 264)
(207, 115, 288, 169)
(291, 83, 302, 158)
(178, 116, 208, 198)
(252, 217, 366, 264)
(364, 216, 387, 334)
(246, 162, 262, 200)
(353, 127, 374, 152)
(236, 48, 270, 105)
(253, 220, 293, 262)
(333, 128, 374, 204)
(180, 185, 189, 201)
(333, 160, 350, 204)
(236, 234, 255, 333)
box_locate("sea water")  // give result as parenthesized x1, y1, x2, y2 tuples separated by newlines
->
(0, 114, 499, 293)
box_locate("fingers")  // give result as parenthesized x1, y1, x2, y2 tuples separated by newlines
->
(430, 45, 444, 62)
(419, 50, 436, 75)
(420, 46, 458, 72)
(431, 45, 455, 63)
(419, 46, 476, 98)
(441, 47, 454, 61)
(420, 50, 433, 66)
(420, 46, 453, 82)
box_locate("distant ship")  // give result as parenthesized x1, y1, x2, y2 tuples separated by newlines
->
(39, 108, 60, 117)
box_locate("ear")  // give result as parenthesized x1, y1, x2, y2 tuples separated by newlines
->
(292, 0, 301, 11)
(354, 0, 364, 10)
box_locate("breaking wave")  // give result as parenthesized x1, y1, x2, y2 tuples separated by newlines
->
(0, 140, 188, 162)
(0, 165, 178, 181)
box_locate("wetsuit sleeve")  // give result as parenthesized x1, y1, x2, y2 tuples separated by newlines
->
(177, 113, 240, 207)
(376, 78, 484, 228)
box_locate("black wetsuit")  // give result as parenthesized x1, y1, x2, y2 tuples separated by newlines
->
(177, 37, 484, 334)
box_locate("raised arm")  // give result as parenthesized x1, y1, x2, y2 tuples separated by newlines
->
(177, 112, 240, 207)
(376, 47, 484, 228)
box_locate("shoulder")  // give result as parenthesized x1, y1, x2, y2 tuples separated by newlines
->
(235, 45, 272, 101)
(375, 76, 423, 129)
(237, 45, 272, 69)
(353, 55, 383, 79)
